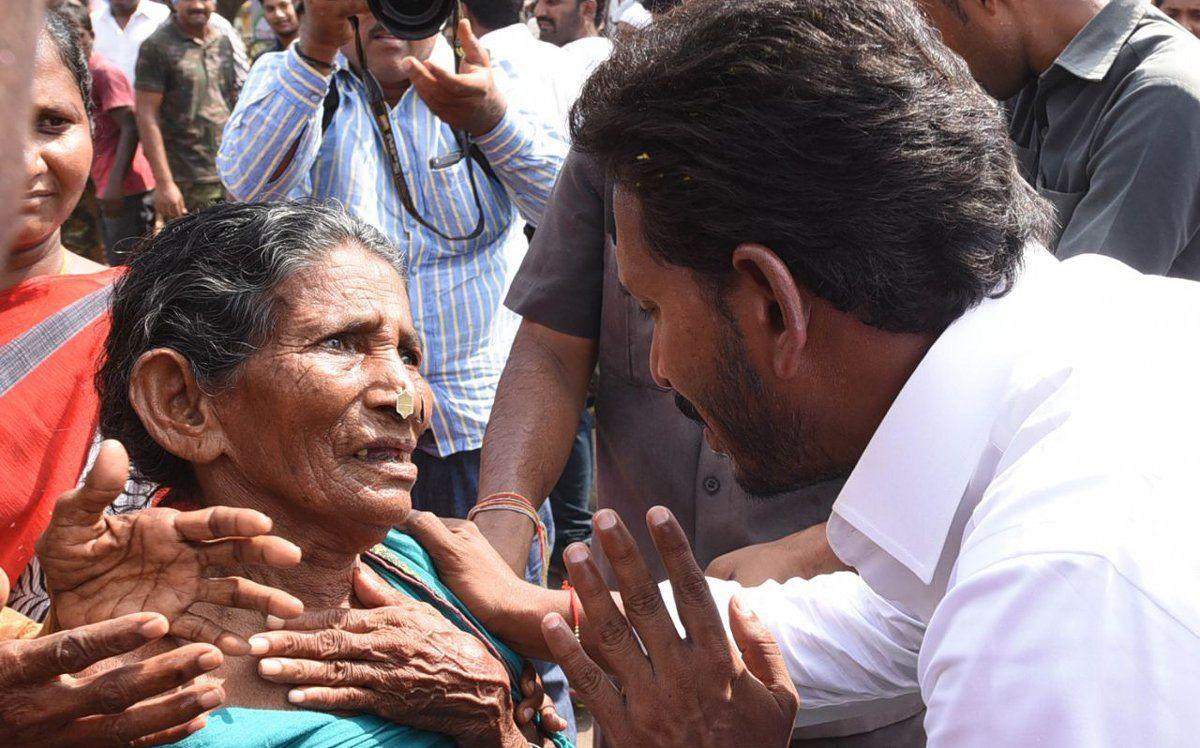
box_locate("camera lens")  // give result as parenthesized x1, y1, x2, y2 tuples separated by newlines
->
(366, 0, 457, 39)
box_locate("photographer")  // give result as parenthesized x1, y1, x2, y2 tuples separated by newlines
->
(218, 0, 566, 520)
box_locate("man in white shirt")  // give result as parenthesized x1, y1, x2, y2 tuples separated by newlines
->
(91, 0, 170, 85)
(92, 0, 248, 86)
(533, 0, 612, 100)
(390, 0, 1200, 744)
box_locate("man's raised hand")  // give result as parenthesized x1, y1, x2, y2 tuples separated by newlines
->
(541, 507, 799, 747)
(402, 19, 507, 137)
(37, 440, 304, 654)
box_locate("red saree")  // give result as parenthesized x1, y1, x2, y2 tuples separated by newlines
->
(0, 268, 122, 582)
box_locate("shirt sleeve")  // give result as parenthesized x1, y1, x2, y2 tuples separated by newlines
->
(659, 572, 923, 712)
(133, 38, 166, 93)
(217, 48, 332, 201)
(1055, 72, 1200, 275)
(504, 148, 606, 339)
(93, 63, 134, 113)
(920, 552, 1198, 747)
(472, 76, 569, 226)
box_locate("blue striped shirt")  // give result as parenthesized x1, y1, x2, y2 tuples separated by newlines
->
(218, 40, 566, 455)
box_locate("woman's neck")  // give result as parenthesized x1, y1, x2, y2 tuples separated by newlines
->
(2, 230, 65, 291)
(185, 478, 385, 610)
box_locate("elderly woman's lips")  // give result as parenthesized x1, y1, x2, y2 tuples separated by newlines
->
(354, 447, 410, 462)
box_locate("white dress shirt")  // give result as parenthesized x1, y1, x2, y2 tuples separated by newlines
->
(91, 0, 170, 85)
(664, 247, 1200, 744)
(558, 36, 613, 110)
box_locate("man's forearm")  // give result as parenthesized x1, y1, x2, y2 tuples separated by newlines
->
(475, 320, 597, 572)
(136, 111, 173, 188)
(108, 116, 140, 196)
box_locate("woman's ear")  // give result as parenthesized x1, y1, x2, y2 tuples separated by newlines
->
(128, 349, 227, 467)
(730, 243, 811, 379)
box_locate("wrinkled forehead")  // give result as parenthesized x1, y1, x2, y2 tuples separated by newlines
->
(271, 243, 411, 332)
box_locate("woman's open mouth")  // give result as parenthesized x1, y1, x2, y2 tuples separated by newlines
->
(352, 440, 418, 482)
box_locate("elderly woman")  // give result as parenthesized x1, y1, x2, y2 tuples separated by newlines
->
(92, 201, 570, 747)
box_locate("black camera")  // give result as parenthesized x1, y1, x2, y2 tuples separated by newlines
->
(365, 0, 458, 39)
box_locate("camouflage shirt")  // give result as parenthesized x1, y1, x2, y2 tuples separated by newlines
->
(135, 19, 239, 185)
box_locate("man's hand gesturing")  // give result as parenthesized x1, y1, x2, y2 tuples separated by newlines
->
(403, 19, 507, 137)
(543, 507, 800, 748)
(37, 440, 304, 654)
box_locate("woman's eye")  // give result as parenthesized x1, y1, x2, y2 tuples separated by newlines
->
(37, 116, 71, 134)
(319, 336, 349, 351)
(400, 349, 420, 366)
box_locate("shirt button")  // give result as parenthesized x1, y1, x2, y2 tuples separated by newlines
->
(310, 94, 321, 103)
(703, 476, 721, 495)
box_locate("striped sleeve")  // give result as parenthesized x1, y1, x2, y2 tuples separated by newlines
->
(218, 48, 333, 201)
(473, 100, 568, 226)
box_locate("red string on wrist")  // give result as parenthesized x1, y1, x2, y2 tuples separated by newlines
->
(562, 581, 581, 642)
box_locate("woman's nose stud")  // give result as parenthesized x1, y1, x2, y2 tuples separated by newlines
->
(396, 388, 415, 419)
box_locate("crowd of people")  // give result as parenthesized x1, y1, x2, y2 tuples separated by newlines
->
(2, 0, 1199, 746)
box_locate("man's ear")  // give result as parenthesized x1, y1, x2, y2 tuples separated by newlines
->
(128, 348, 227, 467)
(730, 243, 810, 379)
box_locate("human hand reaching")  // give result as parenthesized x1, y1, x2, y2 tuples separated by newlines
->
(0, 569, 226, 747)
(37, 440, 305, 655)
(402, 19, 507, 137)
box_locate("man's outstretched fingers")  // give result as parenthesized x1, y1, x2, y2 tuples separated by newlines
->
(647, 506, 730, 656)
(729, 595, 799, 714)
(13, 612, 168, 683)
(563, 541, 652, 683)
(541, 613, 625, 727)
(592, 509, 680, 657)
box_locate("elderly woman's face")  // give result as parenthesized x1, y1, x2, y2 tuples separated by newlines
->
(210, 243, 430, 530)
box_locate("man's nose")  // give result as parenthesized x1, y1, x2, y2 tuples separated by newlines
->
(649, 330, 672, 390)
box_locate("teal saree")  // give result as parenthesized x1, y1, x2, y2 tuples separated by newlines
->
(173, 530, 573, 748)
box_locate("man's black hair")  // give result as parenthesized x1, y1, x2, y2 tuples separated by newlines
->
(461, 0, 522, 31)
(44, 7, 93, 117)
(571, 0, 1052, 334)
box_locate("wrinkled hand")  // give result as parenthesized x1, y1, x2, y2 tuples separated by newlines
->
(400, 510, 527, 632)
(542, 508, 799, 747)
(403, 19, 506, 137)
(0, 569, 226, 747)
(248, 565, 526, 748)
(37, 440, 304, 655)
(154, 181, 187, 220)
(706, 523, 847, 586)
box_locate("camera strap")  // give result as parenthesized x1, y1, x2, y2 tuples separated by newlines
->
(349, 14, 487, 242)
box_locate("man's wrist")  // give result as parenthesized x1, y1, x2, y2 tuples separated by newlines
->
(295, 38, 339, 69)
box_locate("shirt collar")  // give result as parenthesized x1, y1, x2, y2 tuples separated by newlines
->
(831, 246, 1058, 584)
(1052, 0, 1145, 82)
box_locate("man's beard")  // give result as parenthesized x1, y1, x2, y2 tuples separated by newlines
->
(675, 323, 845, 498)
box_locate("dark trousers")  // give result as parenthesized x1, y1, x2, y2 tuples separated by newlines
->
(549, 409, 595, 570)
(410, 447, 578, 743)
(101, 191, 156, 265)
